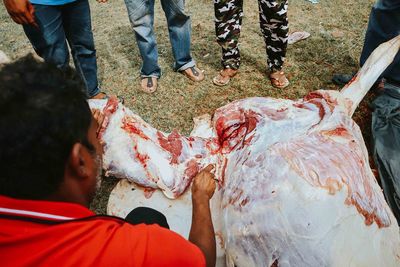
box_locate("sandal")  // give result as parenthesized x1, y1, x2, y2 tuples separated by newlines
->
(212, 69, 238, 86)
(90, 92, 125, 104)
(181, 66, 205, 82)
(141, 77, 157, 94)
(332, 72, 356, 86)
(288, 31, 311, 45)
(269, 71, 290, 89)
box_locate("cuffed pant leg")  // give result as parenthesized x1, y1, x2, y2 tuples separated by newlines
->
(124, 0, 161, 78)
(161, 0, 194, 71)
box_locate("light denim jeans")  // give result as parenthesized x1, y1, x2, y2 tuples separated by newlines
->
(124, 0, 195, 78)
(22, 0, 100, 97)
(360, 0, 400, 84)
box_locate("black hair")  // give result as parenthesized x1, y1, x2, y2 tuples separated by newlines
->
(0, 55, 93, 199)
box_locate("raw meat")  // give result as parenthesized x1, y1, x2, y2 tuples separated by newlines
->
(90, 36, 400, 267)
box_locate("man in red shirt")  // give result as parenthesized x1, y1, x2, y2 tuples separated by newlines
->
(0, 56, 216, 267)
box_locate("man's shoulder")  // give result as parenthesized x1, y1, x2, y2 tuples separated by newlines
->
(73, 218, 206, 266)
(1, 214, 205, 266)
(65, 215, 184, 245)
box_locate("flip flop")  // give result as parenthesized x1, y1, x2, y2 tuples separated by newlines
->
(269, 71, 290, 89)
(141, 77, 157, 94)
(91, 92, 125, 104)
(288, 31, 311, 45)
(181, 66, 205, 82)
(212, 69, 238, 86)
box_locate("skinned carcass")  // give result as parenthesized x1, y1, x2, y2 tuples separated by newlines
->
(90, 36, 400, 267)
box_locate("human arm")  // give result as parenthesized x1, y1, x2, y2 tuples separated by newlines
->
(189, 164, 217, 267)
(3, 0, 37, 26)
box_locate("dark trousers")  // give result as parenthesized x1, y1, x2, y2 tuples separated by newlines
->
(360, 0, 400, 84)
(23, 0, 100, 97)
(125, 207, 170, 229)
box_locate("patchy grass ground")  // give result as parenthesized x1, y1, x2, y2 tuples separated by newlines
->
(1, 0, 375, 213)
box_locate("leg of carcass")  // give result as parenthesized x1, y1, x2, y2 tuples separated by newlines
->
(341, 35, 400, 116)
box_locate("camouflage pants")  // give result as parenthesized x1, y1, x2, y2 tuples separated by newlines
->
(214, 0, 288, 71)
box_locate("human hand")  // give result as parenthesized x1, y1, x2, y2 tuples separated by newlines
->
(3, 0, 37, 27)
(191, 164, 216, 202)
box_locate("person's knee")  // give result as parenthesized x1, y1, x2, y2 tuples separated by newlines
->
(163, 0, 190, 23)
(41, 45, 69, 68)
(125, 0, 152, 27)
(71, 44, 96, 58)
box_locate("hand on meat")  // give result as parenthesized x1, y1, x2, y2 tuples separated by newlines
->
(190, 164, 217, 267)
(192, 164, 216, 202)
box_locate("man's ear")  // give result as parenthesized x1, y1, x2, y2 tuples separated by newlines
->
(67, 143, 90, 179)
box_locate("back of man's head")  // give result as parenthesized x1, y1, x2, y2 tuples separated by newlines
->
(0, 55, 92, 199)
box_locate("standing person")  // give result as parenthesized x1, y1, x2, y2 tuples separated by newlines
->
(212, 0, 290, 88)
(332, 0, 400, 87)
(359, 0, 400, 86)
(0, 56, 216, 267)
(367, 0, 400, 225)
(3, 0, 107, 99)
(124, 0, 205, 93)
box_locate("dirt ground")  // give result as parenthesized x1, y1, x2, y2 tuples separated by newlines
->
(0, 0, 375, 213)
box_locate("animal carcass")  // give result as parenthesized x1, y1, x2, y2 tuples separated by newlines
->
(89, 36, 400, 267)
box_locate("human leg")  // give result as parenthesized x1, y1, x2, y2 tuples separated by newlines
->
(160, 0, 203, 82)
(212, 0, 242, 85)
(63, 0, 100, 97)
(258, 0, 289, 88)
(360, 0, 400, 84)
(124, 0, 160, 78)
(214, 0, 243, 70)
(161, 0, 193, 70)
(22, 4, 70, 70)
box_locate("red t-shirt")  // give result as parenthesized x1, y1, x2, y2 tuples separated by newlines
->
(0, 195, 205, 267)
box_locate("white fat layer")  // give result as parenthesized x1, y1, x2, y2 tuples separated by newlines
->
(105, 92, 400, 266)
(93, 37, 400, 265)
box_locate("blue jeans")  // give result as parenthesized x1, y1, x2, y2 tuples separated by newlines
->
(23, 0, 100, 97)
(124, 0, 195, 78)
(360, 0, 400, 84)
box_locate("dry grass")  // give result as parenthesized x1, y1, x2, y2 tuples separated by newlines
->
(0, 0, 375, 213)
